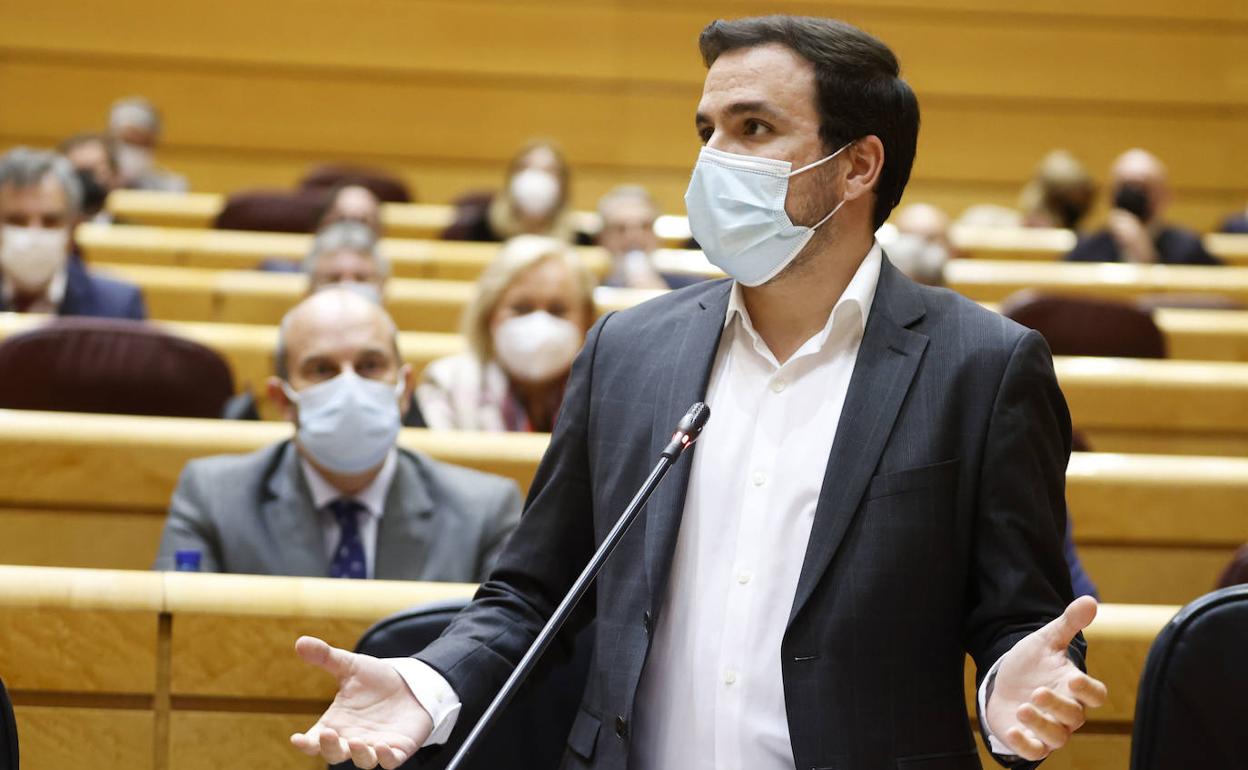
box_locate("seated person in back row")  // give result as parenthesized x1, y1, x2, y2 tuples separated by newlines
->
(108, 96, 189, 193)
(0, 147, 146, 319)
(418, 235, 596, 432)
(1065, 148, 1219, 266)
(305, 220, 386, 300)
(156, 288, 522, 580)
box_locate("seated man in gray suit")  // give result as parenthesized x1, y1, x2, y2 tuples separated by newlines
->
(154, 287, 522, 581)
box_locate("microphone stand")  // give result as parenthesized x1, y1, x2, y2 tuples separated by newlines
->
(443, 402, 710, 770)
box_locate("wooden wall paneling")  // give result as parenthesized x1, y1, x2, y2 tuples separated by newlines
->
(13, 706, 155, 770)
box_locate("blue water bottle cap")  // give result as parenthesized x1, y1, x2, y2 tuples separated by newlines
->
(174, 550, 203, 572)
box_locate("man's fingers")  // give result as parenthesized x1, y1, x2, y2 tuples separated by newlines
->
(1069, 672, 1109, 709)
(290, 730, 320, 756)
(1040, 596, 1098, 650)
(295, 635, 355, 680)
(1031, 686, 1085, 730)
(348, 738, 379, 769)
(1017, 702, 1070, 750)
(318, 728, 350, 763)
(377, 744, 409, 770)
(1004, 726, 1048, 761)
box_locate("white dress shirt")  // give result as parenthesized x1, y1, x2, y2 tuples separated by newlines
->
(392, 243, 1009, 759)
(300, 449, 397, 579)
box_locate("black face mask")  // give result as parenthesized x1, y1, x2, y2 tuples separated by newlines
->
(75, 168, 109, 215)
(1113, 183, 1153, 222)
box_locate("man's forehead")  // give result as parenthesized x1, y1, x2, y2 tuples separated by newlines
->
(700, 44, 814, 105)
(0, 178, 68, 212)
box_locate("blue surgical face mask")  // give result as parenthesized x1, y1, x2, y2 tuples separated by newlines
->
(282, 370, 404, 474)
(684, 142, 852, 287)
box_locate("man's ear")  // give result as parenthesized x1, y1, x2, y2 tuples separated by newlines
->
(267, 376, 297, 422)
(397, 364, 414, 417)
(841, 135, 885, 205)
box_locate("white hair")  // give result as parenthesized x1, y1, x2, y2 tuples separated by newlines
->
(304, 220, 388, 277)
(0, 147, 83, 217)
(109, 97, 162, 134)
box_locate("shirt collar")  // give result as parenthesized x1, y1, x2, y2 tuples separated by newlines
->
(724, 240, 883, 361)
(300, 447, 397, 520)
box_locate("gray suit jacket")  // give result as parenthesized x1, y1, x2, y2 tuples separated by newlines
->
(153, 441, 521, 582)
(415, 258, 1080, 770)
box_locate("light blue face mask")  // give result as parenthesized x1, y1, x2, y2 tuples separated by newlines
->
(283, 370, 404, 474)
(684, 142, 852, 287)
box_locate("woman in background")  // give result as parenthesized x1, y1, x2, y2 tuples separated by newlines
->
(418, 235, 596, 432)
(441, 139, 588, 243)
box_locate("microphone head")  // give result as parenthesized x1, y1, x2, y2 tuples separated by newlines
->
(677, 402, 710, 438)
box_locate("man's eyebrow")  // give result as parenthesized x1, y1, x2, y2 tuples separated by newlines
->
(695, 100, 784, 127)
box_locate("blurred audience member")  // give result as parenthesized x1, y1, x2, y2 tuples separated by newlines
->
(597, 185, 668, 289)
(1019, 150, 1096, 230)
(305, 221, 386, 300)
(1219, 204, 1248, 234)
(0, 147, 145, 319)
(318, 183, 384, 234)
(884, 202, 954, 286)
(1066, 149, 1219, 265)
(418, 235, 595, 432)
(442, 140, 586, 243)
(156, 288, 521, 580)
(58, 133, 120, 222)
(108, 97, 188, 192)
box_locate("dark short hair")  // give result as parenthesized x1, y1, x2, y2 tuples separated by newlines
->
(699, 16, 920, 229)
(58, 132, 120, 174)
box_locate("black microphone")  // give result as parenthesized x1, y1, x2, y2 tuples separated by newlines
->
(443, 402, 710, 770)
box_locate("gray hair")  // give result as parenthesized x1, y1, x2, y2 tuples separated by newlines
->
(109, 97, 162, 134)
(304, 220, 387, 277)
(0, 147, 83, 218)
(596, 184, 660, 221)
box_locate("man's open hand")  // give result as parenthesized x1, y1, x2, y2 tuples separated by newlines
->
(290, 636, 433, 769)
(986, 596, 1109, 761)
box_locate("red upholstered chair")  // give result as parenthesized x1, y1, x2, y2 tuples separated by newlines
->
(298, 164, 412, 203)
(212, 189, 329, 233)
(1000, 290, 1167, 359)
(0, 318, 234, 418)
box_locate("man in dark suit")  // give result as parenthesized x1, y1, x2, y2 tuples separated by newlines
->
(1064, 148, 1219, 266)
(0, 147, 146, 320)
(291, 17, 1106, 770)
(154, 287, 521, 581)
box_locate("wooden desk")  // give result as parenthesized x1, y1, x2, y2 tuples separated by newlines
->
(0, 409, 1242, 603)
(77, 223, 612, 281)
(946, 259, 1248, 304)
(0, 564, 1179, 770)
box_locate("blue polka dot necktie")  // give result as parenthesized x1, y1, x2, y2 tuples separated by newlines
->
(328, 498, 368, 579)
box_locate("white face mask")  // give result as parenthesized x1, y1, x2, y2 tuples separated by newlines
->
(116, 143, 154, 181)
(283, 370, 404, 474)
(509, 169, 561, 218)
(493, 310, 583, 384)
(684, 142, 852, 287)
(0, 226, 69, 291)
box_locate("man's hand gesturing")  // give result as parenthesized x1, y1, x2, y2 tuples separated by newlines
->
(290, 636, 433, 769)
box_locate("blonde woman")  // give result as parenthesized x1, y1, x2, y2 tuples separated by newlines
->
(417, 235, 597, 432)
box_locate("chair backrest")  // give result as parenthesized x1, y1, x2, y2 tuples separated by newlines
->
(334, 599, 591, 770)
(299, 165, 412, 203)
(213, 189, 328, 233)
(1129, 585, 1248, 769)
(0, 675, 18, 770)
(1217, 544, 1248, 589)
(1001, 290, 1167, 358)
(0, 318, 235, 418)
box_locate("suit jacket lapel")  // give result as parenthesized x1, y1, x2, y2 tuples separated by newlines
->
(373, 451, 436, 580)
(262, 442, 333, 577)
(644, 281, 731, 603)
(788, 259, 930, 625)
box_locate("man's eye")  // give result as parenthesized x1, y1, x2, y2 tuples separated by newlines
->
(744, 119, 768, 136)
(697, 127, 713, 143)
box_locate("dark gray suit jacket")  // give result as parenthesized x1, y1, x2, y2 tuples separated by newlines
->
(153, 441, 521, 582)
(416, 259, 1081, 770)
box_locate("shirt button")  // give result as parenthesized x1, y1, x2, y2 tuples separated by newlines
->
(723, 670, 737, 685)
(770, 378, 787, 393)
(737, 571, 752, 585)
(752, 471, 767, 486)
